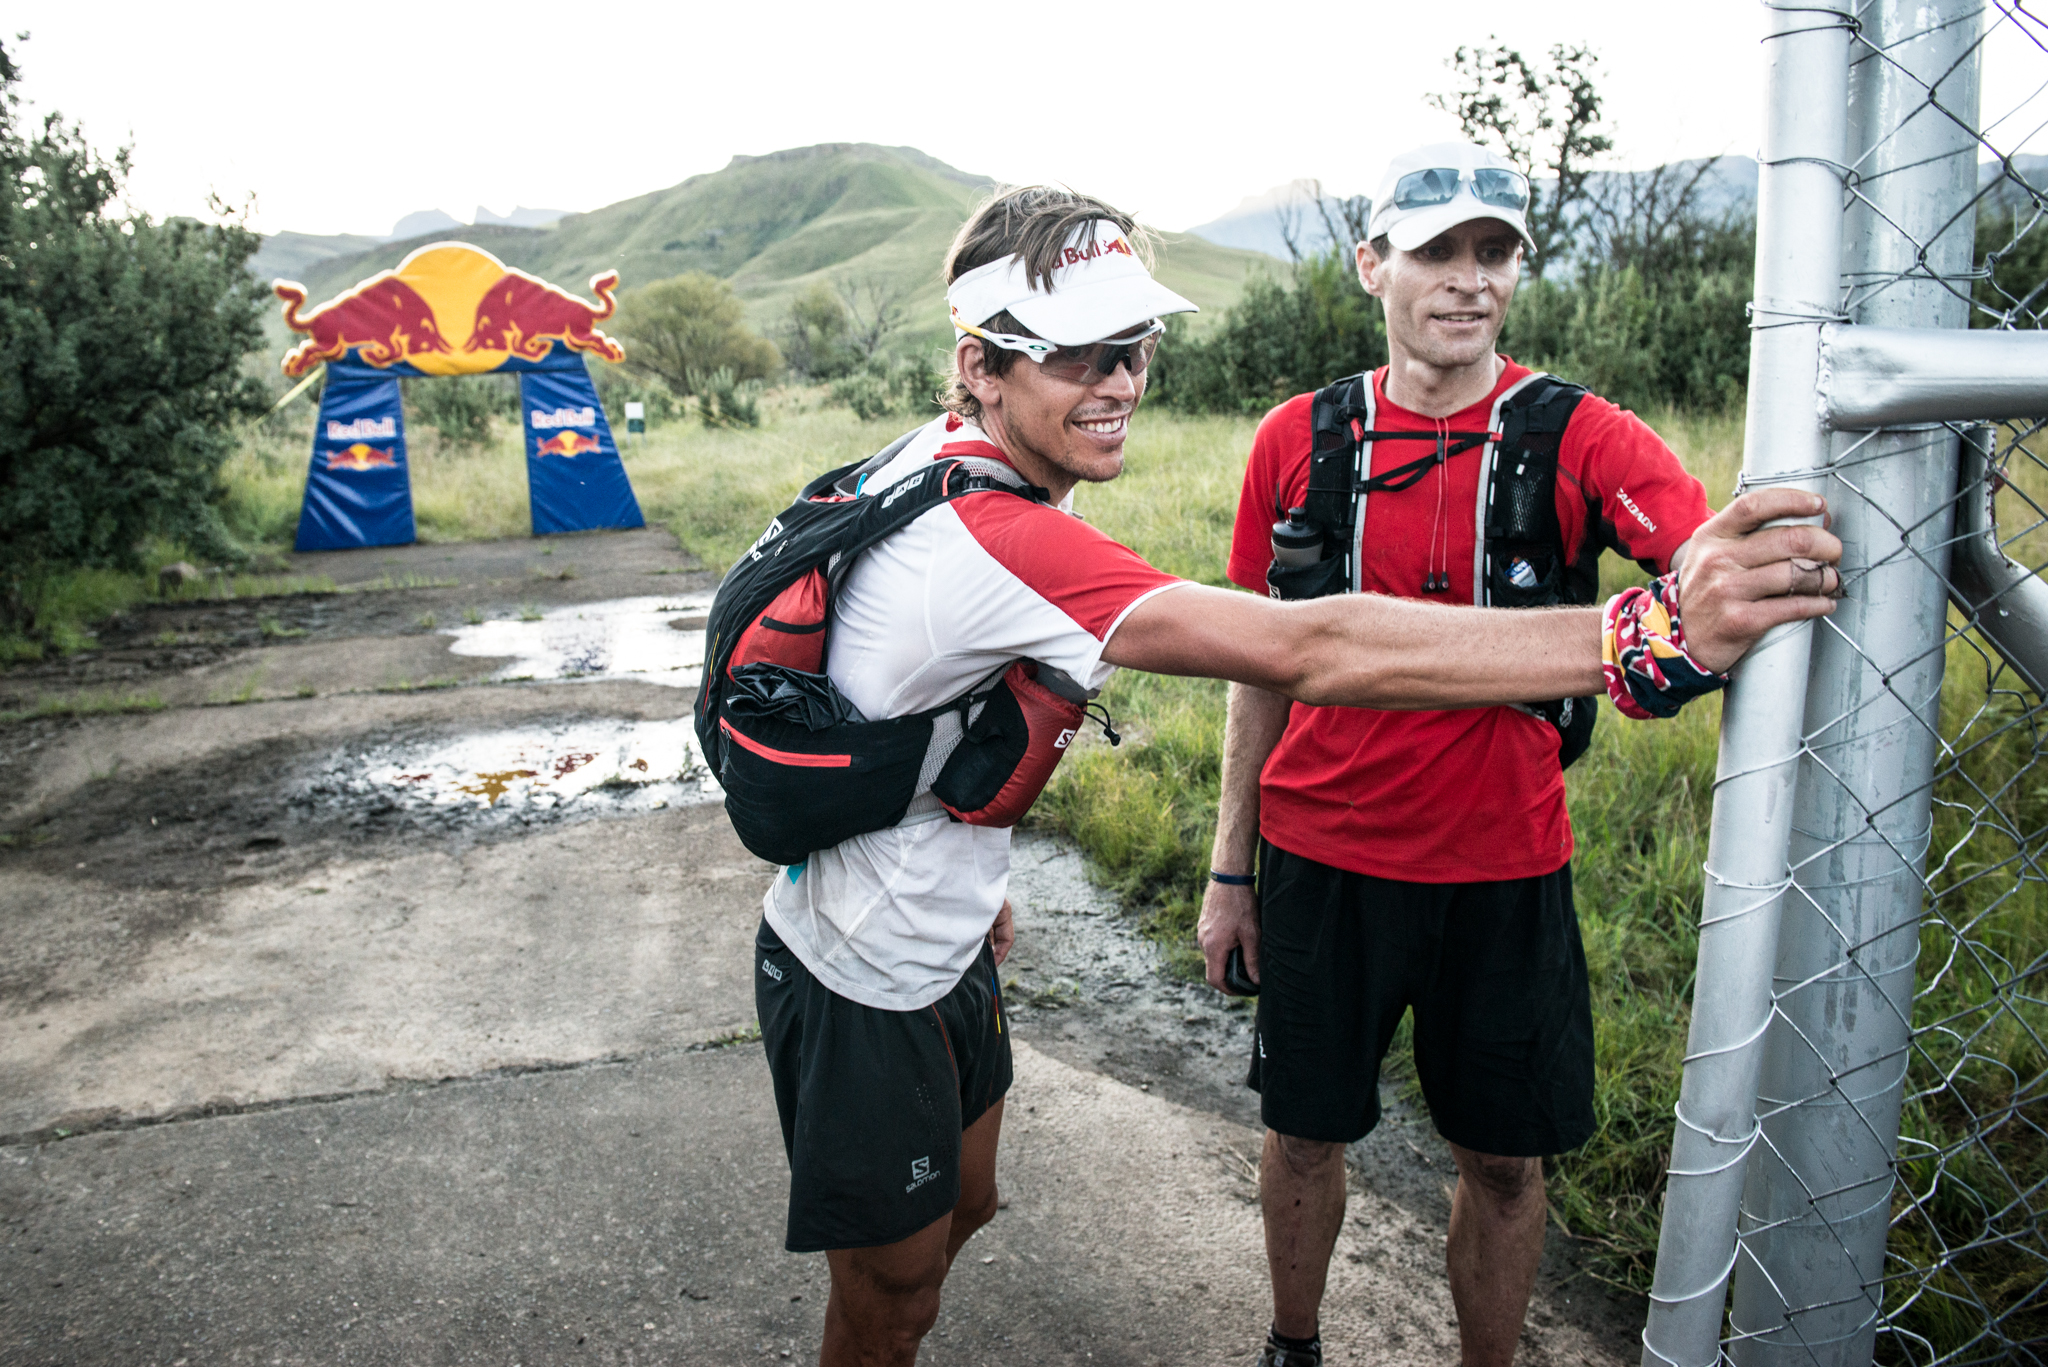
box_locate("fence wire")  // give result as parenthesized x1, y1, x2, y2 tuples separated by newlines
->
(1708, 3, 2048, 1363)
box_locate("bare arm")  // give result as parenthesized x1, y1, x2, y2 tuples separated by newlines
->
(1196, 683, 1289, 991)
(1103, 488, 1841, 707)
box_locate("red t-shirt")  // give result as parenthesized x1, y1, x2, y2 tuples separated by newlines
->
(1225, 359, 1711, 883)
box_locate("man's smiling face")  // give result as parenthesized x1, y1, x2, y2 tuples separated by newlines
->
(959, 330, 1146, 494)
(1358, 219, 1523, 372)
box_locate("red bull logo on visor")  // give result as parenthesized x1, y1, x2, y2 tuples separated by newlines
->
(276, 243, 626, 378)
(535, 431, 602, 458)
(326, 443, 399, 471)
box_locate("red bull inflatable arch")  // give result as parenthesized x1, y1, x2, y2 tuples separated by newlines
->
(275, 242, 644, 551)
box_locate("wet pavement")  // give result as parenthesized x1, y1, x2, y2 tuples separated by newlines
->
(440, 594, 712, 688)
(0, 528, 1642, 1365)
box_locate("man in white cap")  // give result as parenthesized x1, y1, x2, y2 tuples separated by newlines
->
(1197, 142, 1730, 1366)
(751, 182, 1838, 1366)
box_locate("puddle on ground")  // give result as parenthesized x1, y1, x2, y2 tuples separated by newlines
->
(360, 719, 722, 815)
(441, 595, 713, 687)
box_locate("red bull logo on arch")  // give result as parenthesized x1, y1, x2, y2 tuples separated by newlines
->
(535, 431, 601, 458)
(326, 442, 399, 471)
(275, 243, 626, 378)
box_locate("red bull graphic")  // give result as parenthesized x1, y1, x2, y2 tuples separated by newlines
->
(468, 271, 626, 364)
(284, 243, 640, 549)
(326, 442, 399, 471)
(274, 243, 626, 377)
(277, 277, 452, 377)
(535, 431, 602, 458)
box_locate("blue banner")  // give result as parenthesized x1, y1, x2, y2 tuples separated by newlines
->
(294, 361, 414, 551)
(520, 362, 644, 536)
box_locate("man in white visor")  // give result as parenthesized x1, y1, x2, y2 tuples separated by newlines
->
(748, 184, 1842, 1366)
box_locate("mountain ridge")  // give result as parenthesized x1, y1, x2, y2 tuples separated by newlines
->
(254, 143, 1272, 355)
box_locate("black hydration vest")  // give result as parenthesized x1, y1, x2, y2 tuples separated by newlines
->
(695, 431, 1109, 866)
(1273, 371, 1602, 767)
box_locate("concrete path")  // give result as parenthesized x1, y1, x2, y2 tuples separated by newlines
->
(0, 530, 1639, 1365)
(3, 1039, 1627, 1367)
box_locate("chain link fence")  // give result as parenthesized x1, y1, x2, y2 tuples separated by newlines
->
(1641, 4, 2048, 1365)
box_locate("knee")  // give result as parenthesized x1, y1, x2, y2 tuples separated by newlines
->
(889, 1285, 943, 1344)
(1457, 1151, 1543, 1208)
(849, 1263, 945, 1342)
(1272, 1131, 1346, 1178)
(953, 1183, 999, 1241)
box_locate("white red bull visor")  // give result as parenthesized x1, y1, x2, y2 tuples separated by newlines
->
(947, 219, 1198, 346)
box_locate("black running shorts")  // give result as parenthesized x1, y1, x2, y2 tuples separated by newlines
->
(755, 918, 1012, 1253)
(1246, 840, 1596, 1157)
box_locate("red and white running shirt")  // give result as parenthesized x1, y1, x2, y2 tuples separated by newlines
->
(765, 414, 1187, 1010)
(1225, 359, 1711, 884)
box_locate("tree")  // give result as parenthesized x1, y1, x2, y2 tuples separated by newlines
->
(780, 281, 856, 380)
(1581, 157, 1738, 279)
(612, 272, 781, 396)
(0, 38, 269, 633)
(834, 273, 908, 360)
(1427, 40, 1614, 279)
(1271, 180, 1374, 265)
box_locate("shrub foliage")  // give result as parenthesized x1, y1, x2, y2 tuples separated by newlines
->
(0, 40, 268, 633)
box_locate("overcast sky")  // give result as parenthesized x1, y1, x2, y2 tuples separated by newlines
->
(13, 2, 2048, 239)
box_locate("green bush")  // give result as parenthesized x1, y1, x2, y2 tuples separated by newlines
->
(1500, 262, 1751, 414)
(1974, 207, 2048, 328)
(781, 281, 860, 381)
(1150, 249, 1387, 414)
(590, 362, 680, 426)
(827, 353, 943, 422)
(614, 272, 781, 395)
(690, 366, 762, 429)
(0, 40, 268, 636)
(401, 373, 517, 448)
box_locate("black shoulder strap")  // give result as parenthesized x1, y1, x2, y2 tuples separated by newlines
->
(1304, 372, 1372, 538)
(1485, 375, 1587, 551)
(820, 459, 1048, 596)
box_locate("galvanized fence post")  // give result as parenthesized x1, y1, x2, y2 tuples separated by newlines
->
(1729, 4, 1985, 1362)
(1640, 6, 1855, 1365)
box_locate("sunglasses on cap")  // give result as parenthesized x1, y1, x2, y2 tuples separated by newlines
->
(956, 317, 1165, 385)
(1390, 166, 1531, 213)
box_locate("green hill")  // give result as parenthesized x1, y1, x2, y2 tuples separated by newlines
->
(264, 144, 1271, 360)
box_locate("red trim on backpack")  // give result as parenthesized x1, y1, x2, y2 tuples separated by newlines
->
(727, 570, 830, 675)
(719, 717, 853, 768)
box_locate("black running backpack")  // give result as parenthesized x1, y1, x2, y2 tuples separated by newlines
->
(1279, 371, 1606, 766)
(695, 433, 1111, 866)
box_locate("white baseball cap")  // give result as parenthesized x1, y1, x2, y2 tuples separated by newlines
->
(947, 219, 1198, 345)
(1367, 141, 1537, 254)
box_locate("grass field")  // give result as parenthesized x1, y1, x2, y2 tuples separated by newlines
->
(32, 390, 2040, 1345)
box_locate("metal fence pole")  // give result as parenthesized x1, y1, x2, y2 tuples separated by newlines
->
(1730, 5, 1985, 1362)
(1640, 7, 1855, 1365)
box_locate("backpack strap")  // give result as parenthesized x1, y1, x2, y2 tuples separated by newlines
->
(1472, 373, 1589, 607)
(1305, 372, 1375, 592)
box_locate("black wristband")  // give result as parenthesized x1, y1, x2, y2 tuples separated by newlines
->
(1208, 869, 1255, 886)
